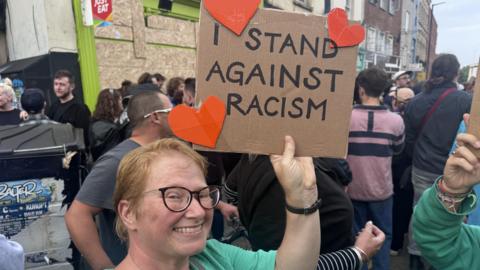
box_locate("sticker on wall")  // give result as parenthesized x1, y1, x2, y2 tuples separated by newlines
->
(0, 179, 53, 237)
(92, 0, 113, 27)
(81, 0, 113, 27)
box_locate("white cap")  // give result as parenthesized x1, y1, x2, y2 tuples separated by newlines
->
(392, 70, 413, 81)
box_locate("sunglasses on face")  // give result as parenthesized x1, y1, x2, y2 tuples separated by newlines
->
(143, 108, 173, 119)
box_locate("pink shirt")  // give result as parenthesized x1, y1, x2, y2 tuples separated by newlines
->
(347, 105, 405, 201)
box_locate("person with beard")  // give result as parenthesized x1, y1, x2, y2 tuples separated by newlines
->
(166, 77, 185, 106)
(65, 91, 173, 270)
(47, 70, 91, 145)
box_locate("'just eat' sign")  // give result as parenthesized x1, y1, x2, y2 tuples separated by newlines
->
(195, 5, 359, 157)
(92, 0, 112, 26)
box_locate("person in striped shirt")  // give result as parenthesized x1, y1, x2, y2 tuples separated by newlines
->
(347, 68, 405, 270)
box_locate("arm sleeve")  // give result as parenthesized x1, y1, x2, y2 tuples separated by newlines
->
(317, 248, 361, 270)
(75, 154, 120, 210)
(224, 158, 242, 206)
(413, 183, 480, 269)
(75, 105, 92, 147)
(201, 240, 276, 269)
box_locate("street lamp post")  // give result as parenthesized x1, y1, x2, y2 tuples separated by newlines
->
(426, 1, 445, 77)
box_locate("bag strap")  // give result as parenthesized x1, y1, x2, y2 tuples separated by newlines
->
(417, 87, 456, 137)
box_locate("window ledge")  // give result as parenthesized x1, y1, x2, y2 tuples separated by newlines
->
(293, 0, 313, 12)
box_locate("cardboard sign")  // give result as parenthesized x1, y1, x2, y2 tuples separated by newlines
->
(92, 0, 112, 27)
(467, 63, 480, 142)
(195, 5, 358, 157)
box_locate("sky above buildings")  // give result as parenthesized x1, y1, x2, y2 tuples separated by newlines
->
(434, 0, 480, 67)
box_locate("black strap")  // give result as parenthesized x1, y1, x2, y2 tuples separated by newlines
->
(416, 87, 456, 140)
(285, 198, 322, 215)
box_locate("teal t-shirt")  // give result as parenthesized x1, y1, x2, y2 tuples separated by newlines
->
(189, 240, 276, 270)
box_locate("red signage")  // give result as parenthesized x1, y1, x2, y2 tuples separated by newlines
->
(91, 0, 112, 22)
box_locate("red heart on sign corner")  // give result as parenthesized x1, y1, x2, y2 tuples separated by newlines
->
(327, 8, 365, 47)
(168, 96, 226, 148)
(204, 0, 260, 36)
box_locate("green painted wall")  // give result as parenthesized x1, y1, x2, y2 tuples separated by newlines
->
(72, 0, 101, 111)
(171, 3, 199, 19)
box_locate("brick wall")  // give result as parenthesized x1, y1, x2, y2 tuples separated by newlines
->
(94, 0, 198, 88)
(364, 0, 402, 56)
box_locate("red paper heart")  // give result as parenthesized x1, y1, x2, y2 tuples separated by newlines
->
(168, 96, 226, 148)
(327, 8, 365, 47)
(204, 0, 260, 36)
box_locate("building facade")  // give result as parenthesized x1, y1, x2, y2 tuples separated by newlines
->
(0, 0, 201, 109)
(363, 0, 403, 75)
(426, 8, 438, 76)
(416, 0, 430, 70)
(265, 0, 365, 69)
(399, 0, 420, 71)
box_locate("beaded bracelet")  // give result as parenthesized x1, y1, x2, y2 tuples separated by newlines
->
(437, 179, 470, 213)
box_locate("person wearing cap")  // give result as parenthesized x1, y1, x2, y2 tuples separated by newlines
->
(20, 88, 57, 125)
(383, 71, 413, 110)
(392, 71, 413, 89)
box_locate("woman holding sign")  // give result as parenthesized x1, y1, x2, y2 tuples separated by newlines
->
(112, 137, 320, 270)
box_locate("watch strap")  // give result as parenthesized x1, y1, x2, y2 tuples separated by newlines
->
(285, 198, 322, 215)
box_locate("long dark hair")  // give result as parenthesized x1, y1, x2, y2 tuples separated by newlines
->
(425, 54, 460, 91)
(93, 88, 123, 122)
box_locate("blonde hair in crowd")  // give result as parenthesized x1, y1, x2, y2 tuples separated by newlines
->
(113, 138, 208, 241)
(0, 83, 14, 100)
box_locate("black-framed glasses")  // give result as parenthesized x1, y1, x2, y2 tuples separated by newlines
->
(145, 186, 221, 212)
(143, 108, 173, 119)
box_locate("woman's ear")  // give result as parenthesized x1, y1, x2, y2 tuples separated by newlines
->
(118, 200, 138, 231)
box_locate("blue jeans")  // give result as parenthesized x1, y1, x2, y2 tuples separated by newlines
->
(352, 197, 393, 270)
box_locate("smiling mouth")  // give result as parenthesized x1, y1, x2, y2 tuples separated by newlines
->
(173, 224, 203, 234)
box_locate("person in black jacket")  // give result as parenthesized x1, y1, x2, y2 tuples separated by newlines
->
(225, 155, 354, 253)
(47, 70, 91, 146)
(89, 88, 124, 161)
(403, 54, 472, 269)
(225, 155, 387, 269)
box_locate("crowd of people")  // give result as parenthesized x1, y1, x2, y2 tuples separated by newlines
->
(0, 53, 479, 270)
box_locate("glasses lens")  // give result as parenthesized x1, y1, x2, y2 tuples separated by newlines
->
(163, 188, 191, 212)
(198, 186, 220, 209)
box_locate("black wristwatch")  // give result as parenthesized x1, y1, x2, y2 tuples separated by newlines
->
(285, 198, 322, 215)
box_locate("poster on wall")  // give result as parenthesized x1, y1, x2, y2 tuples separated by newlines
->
(82, 0, 113, 27)
(0, 179, 53, 237)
